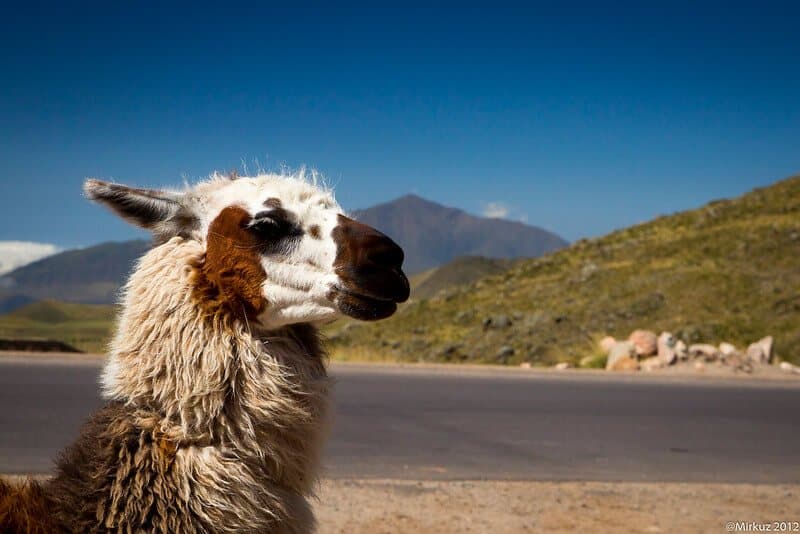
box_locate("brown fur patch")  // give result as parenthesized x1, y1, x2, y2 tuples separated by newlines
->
(43, 401, 210, 532)
(192, 206, 268, 321)
(0, 478, 61, 534)
(157, 437, 178, 457)
(308, 225, 321, 240)
(263, 197, 282, 208)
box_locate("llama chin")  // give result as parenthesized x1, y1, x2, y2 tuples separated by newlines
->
(0, 171, 409, 533)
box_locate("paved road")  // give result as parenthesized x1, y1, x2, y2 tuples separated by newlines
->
(1, 359, 799, 482)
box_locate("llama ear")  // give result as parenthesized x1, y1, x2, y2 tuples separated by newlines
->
(84, 179, 196, 241)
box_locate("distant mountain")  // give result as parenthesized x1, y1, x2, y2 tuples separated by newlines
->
(0, 240, 149, 310)
(0, 241, 60, 275)
(352, 194, 568, 273)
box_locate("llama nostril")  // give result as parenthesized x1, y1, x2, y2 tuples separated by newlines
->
(332, 215, 409, 302)
(366, 238, 404, 269)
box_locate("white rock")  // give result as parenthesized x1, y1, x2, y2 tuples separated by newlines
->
(609, 356, 639, 371)
(689, 344, 720, 361)
(746, 336, 774, 364)
(641, 357, 665, 372)
(658, 332, 676, 348)
(629, 330, 658, 357)
(606, 341, 636, 370)
(721, 351, 746, 368)
(554, 362, 571, 370)
(656, 332, 677, 365)
(719, 342, 737, 357)
(599, 336, 617, 353)
(675, 340, 688, 360)
(519, 362, 532, 369)
(779, 362, 799, 374)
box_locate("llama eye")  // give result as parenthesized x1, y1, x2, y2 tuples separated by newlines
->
(248, 211, 302, 240)
(248, 215, 283, 237)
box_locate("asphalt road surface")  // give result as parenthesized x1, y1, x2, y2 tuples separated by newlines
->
(1, 359, 799, 482)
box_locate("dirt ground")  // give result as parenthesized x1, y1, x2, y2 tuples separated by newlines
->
(7, 476, 797, 532)
(316, 479, 799, 534)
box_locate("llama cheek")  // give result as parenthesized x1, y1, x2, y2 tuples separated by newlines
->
(192, 206, 269, 321)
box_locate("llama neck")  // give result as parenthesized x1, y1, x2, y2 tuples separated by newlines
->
(102, 237, 329, 451)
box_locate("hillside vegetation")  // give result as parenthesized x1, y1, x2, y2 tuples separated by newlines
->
(409, 256, 517, 299)
(0, 300, 115, 353)
(328, 176, 800, 365)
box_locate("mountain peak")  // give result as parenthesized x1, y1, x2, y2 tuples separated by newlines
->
(368, 193, 448, 212)
(395, 193, 426, 202)
(352, 194, 567, 273)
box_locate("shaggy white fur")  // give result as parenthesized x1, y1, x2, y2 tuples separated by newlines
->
(104, 237, 329, 532)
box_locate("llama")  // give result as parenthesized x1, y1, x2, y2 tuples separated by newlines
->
(0, 172, 409, 533)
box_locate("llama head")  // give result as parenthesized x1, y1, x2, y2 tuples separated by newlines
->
(84, 173, 409, 329)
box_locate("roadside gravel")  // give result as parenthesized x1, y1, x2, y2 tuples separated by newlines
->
(317, 479, 799, 533)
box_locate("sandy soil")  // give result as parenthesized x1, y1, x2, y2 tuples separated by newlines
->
(7, 477, 797, 532)
(316, 479, 799, 534)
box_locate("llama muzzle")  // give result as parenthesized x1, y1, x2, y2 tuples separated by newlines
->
(331, 215, 410, 320)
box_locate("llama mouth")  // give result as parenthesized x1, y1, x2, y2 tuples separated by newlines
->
(329, 286, 399, 321)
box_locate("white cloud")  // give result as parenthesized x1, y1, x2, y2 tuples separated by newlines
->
(0, 241, 60, 276)
(482, 202, 510, 219)
(482, 202, 530, 224)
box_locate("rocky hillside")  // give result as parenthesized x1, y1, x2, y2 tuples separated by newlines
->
(353, 194, 568, 273)
(410, 256, 517, 299)
(328, 175, 800, 365)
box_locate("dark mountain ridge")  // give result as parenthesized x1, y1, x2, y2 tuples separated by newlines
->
(0, 240, 149, 310)
(352, 194, 568, 273)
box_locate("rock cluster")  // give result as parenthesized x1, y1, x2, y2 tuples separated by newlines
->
(600, 331, 778, 373)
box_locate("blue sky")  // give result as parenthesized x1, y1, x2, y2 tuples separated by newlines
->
(1, 2, 798, 250)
